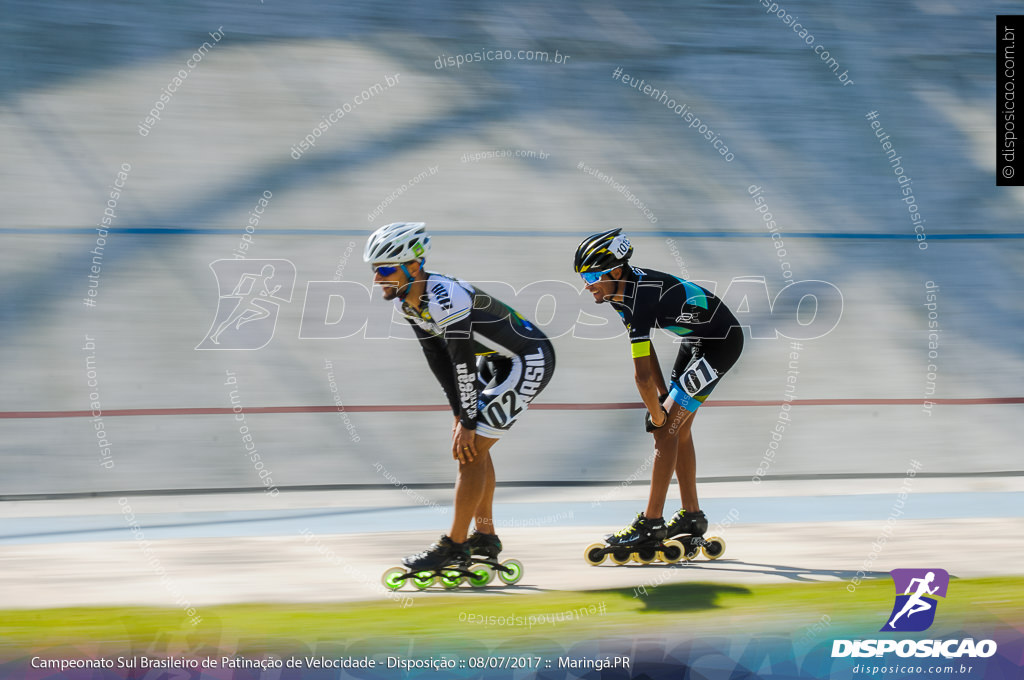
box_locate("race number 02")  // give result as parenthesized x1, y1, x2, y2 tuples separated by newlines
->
(681, 357, 718, 396)
(484, 389, 524, 427)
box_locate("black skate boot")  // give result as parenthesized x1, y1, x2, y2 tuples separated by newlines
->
(401, 535, 470, 571)
(383, 534, 521, 590)
(606, 513, 667, 549)
(584, 513, 674, 566)
(665, 509, 727, 560)
(465, 531, 525, 585)
(665, 509, 708, 538)
(466, 530, 502, 559)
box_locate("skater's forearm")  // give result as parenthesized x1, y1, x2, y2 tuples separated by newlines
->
(647, 344, 669, 397)
(414, 324, 463, 415)
(634, 357, 667, 426)
(443, 319, 478, 429)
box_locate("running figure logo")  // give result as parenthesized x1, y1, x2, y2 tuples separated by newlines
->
(881, 568, 950, 632)
(196, 259, 296, 350)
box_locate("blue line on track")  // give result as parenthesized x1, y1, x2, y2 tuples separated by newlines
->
(2, 228, 1023, 239)
(1, 492, 1020, 545)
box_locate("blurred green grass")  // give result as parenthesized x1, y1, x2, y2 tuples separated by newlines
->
(2, 578, 1020, 649)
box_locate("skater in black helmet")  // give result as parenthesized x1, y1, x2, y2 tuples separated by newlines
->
(574, 229, 743, 564)
(365, 222, 555, 588)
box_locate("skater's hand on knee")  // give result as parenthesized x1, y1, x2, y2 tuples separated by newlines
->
(452, 422, 478, 463)
(645, 407, 668, 432)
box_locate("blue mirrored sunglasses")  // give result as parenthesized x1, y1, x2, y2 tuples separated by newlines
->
(374, 264, 401, 276)
(580, 268, 615, 284)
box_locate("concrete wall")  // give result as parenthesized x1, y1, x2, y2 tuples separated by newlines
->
(1, 1, 1020, 494)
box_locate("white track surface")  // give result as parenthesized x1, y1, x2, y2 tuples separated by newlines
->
(3, 477, 1022, 609)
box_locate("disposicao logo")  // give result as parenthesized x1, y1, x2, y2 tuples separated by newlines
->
(196, 259, 296, 350)
(831, 568, 998, 659)
(882, 568, 949, 632)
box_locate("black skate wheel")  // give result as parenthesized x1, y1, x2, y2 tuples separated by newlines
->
(701, 536, 726, 560)
(660, 540, 684, 564)
(610, 549, 633, 565)
(681, 538, 699, 561)
(382, 567, 407, 591)
(635, 548, 658, 564)
(584, 543, 607, 566)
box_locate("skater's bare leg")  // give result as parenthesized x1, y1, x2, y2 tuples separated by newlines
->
(644, 400, 685, 519)
(473, 450, 497, 535)
(671, 408, 699, 512)
(450, 435, 497, 543)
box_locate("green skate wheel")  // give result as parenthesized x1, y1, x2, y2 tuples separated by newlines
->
(497, 559, 523, 585)
(439, 569, 464, 589)
(635, 548, 657, 564)
(701, 536, 726, 560)
(382, 567, 407, 591)
(411, 571, 436, 590)
(660, 540, 684, 564)
(610, 549, 632, 565)
(584, 543, 607, 566)
(467, 565, 494, 587)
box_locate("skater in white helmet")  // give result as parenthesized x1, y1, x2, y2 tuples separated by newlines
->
(365, 222, 555, 586)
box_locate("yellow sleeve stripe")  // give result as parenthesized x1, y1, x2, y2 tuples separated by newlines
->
(631, 341, 651, 358)
(436, 306, 471, 327)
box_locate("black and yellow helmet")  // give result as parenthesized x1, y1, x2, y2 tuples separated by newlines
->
(573, 228, 633, 274)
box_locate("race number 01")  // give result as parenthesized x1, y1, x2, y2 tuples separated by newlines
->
(681, 357, 718, 396)
(612, 235, 631, 258)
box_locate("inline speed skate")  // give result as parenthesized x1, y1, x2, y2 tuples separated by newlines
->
(465, 530, 524, 586)
(665, 509, 726, 560)
(584, 512, 687, 565)
(382, 533, 523, 590)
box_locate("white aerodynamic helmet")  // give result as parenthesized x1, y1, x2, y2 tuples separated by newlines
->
(363, 222, 430, 265)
